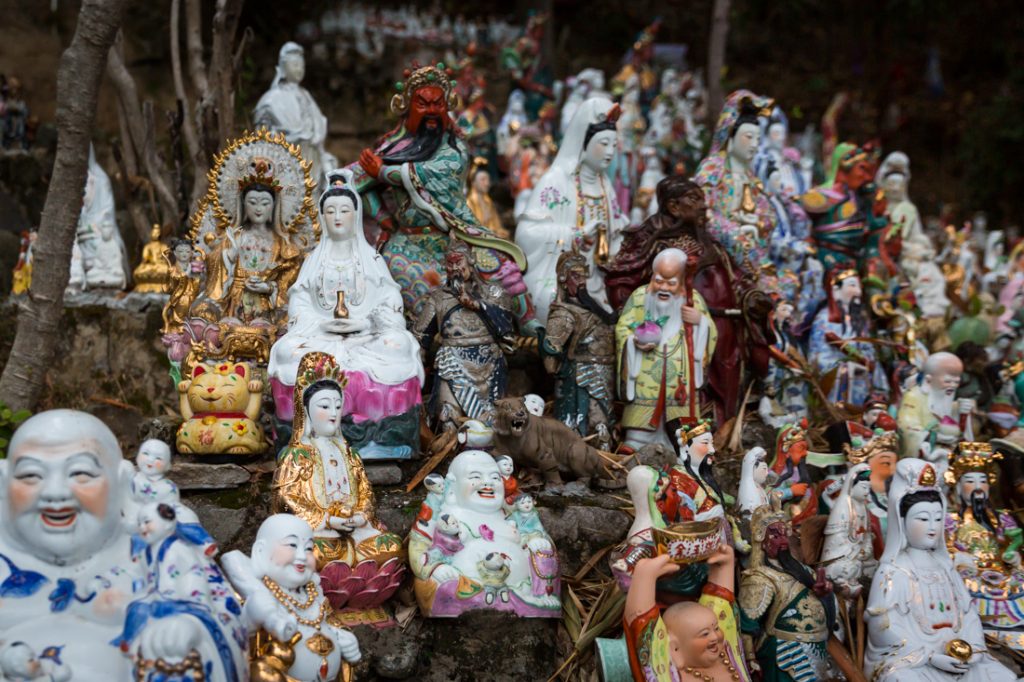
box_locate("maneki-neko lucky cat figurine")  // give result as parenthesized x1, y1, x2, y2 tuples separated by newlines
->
(176, 359, 267, 455)
(272, 352, 404, 623)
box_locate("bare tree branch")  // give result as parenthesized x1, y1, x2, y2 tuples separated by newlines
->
(106, 37, 180, 227)
(211, 0, 245, 144)
(706, 0, 731, 124)
(0, 0, 130, 412)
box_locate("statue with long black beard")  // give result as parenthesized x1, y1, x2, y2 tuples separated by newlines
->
(412, 240, 516, 433)
(740, 499, 840, 682)
(349, 61, 537, 332)
(541, 249, 617, 450)
(946, 442, 1024, 638)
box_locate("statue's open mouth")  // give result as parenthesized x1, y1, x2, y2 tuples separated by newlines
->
(478, 486, 496, 499)
(511, 415, 528, 433)
(40, 507, 77, 528)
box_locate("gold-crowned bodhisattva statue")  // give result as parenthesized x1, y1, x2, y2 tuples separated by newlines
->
(272, 352, 402, 569)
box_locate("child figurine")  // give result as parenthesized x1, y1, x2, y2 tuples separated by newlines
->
(623, 546, 750, 682)
(523, 394, 545, 417)
(477, 552, 512, 605)
(510, 494, 545, 541)
(0, 642, 71, 682)
(425, 513, 464, 566)
(496, 455, 520, 506)
(131, 439, 178, 506)
(134, 503, 217, 599)
(415, 474, 447, 531)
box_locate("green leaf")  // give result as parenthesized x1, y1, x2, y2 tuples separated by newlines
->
(11, 410, 30, 424)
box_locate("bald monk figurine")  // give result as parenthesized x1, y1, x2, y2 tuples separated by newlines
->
(623, 545, 752, 681)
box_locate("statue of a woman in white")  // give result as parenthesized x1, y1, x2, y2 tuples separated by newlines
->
(269, 169, 424, 459)
(864, 458, 1016, 681)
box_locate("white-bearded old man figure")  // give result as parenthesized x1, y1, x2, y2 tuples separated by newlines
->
(615, 248, 717, 451)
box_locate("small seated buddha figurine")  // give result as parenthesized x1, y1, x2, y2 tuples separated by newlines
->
(945, 442, 1024, 643)
(408, 449, 561, 617)
(624, 547, 751, 682)
(203, 155, 302, 325)
(132, 224, 172, 294)
(268, 169, 424, 459)
(865, 458, 1016, 681)
(222, 514, 361, 682)
(273, 352, 403, 572)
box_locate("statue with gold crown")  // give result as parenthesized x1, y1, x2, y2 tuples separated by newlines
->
(347, 61, 538, 332)
(945, 441, 1024, 649)
(272, 352, 405, 624)
(164, 129, 318, 455)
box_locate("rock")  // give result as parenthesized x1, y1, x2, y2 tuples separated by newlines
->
(180, 493, 265, 552)
(170, 462, 252, 490)
(137, 416, 180, 446)
(358, 626, 421, 679)
(366, 464, 402, 486)
(537, 496, 631, 574)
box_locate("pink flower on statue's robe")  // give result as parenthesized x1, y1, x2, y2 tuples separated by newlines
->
(479, 524, 494, 542)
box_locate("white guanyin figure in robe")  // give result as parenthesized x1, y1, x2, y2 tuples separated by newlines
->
(516, 97, 627, 323)
(253, 42, 338, 191)
(864, 458, 1015, 682)
(74, 145, 127, 289)
(268, 169, 424, 459)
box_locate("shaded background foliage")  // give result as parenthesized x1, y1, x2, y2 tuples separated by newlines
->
(1, 0, 1023, 236)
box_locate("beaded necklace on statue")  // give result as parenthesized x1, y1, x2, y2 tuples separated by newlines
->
(684, 649, 741, 681)
(262, 575, 335, 678)
(574, 169, 610, 243)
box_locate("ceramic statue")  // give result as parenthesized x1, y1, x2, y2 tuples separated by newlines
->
(737, 446, 770, 516)
(253, 42, 338, 189)
(489, 396, 623, 493)
(754, 106, 806, 198)
(412, 239, 516, 431)
(945, 442, 1024, 646)
(73, 146, 127, 290)
(497, 90, 528, 165)
(897, 351, 966, 458)
(466, 157, 509, 239)
(614, 248, 716, 450)
(864, 458, 1016, 681)
(739, 497, 839, 681)
(0, 641, 71, 681)
(820, 463, 876, 597)
(759, 297, 808, 429)
(408, 449, 561, 617)
(1, 76, 29, 150)
(610, 20, 659, 107)
(693, 90, 778, 292)
(765, 421, 818, 527)
(160, 238, 204, 335)
(222, 514, 361, 682)
(348, 61, 536, 331)
(272, 352, 404, 621)
(560, 68, 605, 136)
(268, 169, 424, 459)
(516, 97, 627, 324)
(913, 260, 954, 352)
(499, 12, 554, 120)
(540, 248, 616, 449)
(603, 176, 766, 424)
(800, 141, 886, 274)
(11, 229, 34, 296)
(877, 152, 927, 268)
(624, 548, 751, 682)
(0, 410, 246, 680)
(132, 224, 172, 294)
(176, 359, 266, 455)
(809, 268, 884, 406)
(845, 430, 901, 546)
(613, 421, 734, 595)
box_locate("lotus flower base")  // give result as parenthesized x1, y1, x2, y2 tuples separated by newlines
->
(320, 557, 406, 627)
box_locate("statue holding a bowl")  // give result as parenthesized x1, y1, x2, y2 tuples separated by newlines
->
(624, 546, 752, 682)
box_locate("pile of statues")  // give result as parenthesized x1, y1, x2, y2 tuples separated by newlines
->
(10, 15, 1024, 681)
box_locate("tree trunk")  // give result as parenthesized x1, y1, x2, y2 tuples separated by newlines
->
(706, 0, 731, 124)
(0, 0, 129, 413)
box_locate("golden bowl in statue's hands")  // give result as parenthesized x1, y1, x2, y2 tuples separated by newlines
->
(651, 520, 721, 565)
